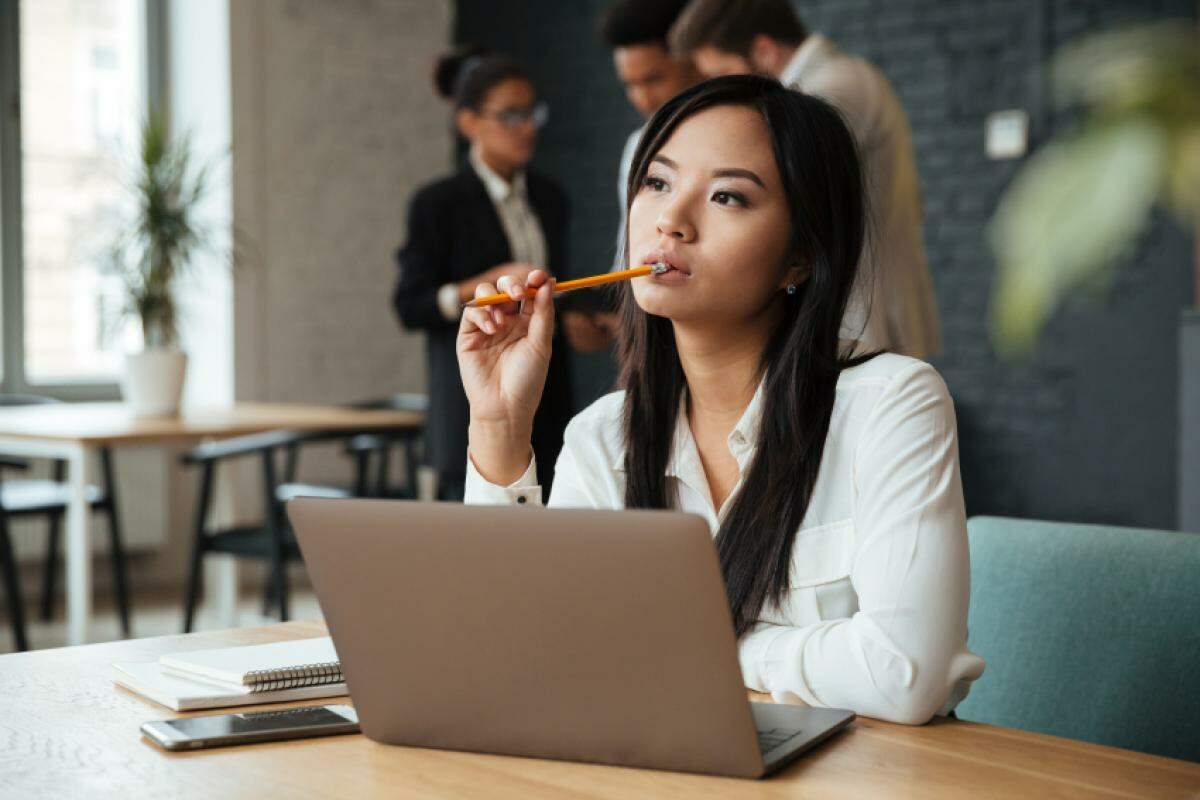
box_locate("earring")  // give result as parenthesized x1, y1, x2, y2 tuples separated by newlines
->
(786, 283, 798, 295)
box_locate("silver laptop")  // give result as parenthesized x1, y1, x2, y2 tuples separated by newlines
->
(288, 498, 854, 778)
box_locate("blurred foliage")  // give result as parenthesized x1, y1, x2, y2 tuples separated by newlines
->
(990, 21, 1200, 355)
(108, 111, 222, 349)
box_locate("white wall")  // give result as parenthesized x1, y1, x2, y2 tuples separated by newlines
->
(230, 0, 450, 409)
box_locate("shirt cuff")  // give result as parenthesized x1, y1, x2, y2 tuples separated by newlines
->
(739, 623, 823, 707)
(463, 452, 543, 506)
(437, 283, 462, 322)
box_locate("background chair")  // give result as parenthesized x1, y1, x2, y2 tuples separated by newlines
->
(180, 396, 425, 632)
(0, 395, 130, 652)
(956, 516, 1200, 762)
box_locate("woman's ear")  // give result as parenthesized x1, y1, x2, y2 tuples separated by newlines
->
(779, 262, 811, 292)
(456, 108, 477, 140)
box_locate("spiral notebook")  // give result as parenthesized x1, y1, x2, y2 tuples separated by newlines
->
(113, 637, 348, 711)
(159, 637, 343, 692)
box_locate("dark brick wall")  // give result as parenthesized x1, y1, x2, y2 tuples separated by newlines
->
(455, 0, 1197, 529)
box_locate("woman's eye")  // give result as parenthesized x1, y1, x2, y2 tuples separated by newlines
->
(712, 190, 747, 207)
(642, 176, 668, 192)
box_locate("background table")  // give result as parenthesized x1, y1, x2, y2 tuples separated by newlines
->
(0, 621, 1195, 798)
(0, 403, 424, 645)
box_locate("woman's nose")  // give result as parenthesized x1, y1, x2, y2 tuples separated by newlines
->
(656, 200, 696, 242)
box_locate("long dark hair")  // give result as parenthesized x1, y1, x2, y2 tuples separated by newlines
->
(617, 75, 876, 637)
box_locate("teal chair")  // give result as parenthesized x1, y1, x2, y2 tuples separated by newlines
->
(957, 516, 1199, 762)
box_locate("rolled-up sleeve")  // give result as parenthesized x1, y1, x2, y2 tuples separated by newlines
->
(740, 362, 983, 724)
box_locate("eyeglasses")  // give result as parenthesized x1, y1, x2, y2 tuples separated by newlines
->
(479, 102, 549, 130)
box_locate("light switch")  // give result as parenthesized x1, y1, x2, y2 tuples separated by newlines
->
(985, 110, 1029, 159)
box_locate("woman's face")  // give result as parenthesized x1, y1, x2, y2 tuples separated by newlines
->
(459, 78, 539, 171)
(628, 104, 795, 324)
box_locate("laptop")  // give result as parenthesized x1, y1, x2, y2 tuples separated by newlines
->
(287, 499, 854, 778)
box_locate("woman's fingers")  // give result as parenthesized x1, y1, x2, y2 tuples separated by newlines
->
(462, 282, 500, 335)
(496, 274, 527, 302)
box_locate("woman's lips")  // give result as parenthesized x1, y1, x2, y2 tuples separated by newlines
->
(649, 263, 690, 283)
(642, 252, 690, 282)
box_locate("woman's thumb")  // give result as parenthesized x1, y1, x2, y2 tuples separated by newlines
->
(527, 279, 556, 350)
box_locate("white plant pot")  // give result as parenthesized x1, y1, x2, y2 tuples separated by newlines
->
(123, 349, 188, 417)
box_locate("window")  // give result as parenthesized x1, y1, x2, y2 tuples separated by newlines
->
(0, 0, 161, 396)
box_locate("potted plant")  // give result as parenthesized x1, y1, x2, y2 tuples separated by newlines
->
(988, 21, 1199, 529)
(990, 21, 1199, 351)
(109, 111, 221, 417)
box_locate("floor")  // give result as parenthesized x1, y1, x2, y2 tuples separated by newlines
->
(0, 587, 324, 654)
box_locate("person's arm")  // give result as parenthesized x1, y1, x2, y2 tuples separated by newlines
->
(738, 362, 978, 725)
(463, 412, 605, 508)
(394, 187, 458, 331)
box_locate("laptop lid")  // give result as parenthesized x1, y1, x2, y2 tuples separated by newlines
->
(288, 498, 765, 778)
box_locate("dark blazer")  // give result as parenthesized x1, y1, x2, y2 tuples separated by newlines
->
(393, 166, 573, 493)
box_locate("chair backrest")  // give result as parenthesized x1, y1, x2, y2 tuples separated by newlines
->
(352, 393, 429, 413)
(958, 516, 1200, 762)
(0, 394, 61, 407)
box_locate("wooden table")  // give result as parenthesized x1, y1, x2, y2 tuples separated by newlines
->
(0, 403, 424, 645)
(1, 622, 1195, 798)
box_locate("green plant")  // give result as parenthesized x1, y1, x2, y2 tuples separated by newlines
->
(109, 110, 220, 349)
(989, 21, 1200, 355)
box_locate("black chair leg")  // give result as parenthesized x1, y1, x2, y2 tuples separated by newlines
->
(402, 435, 419, 499)
(262, 577, 275, 617)
(0, 515, 29, 652)
(262, 451, 289, 622)
(100, 448, 131, 637)
(41, 512, 62, 620)
(182, 463, 214, 633)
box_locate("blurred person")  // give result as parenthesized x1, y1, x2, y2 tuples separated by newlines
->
(393, 47, 574, 500)
(670, 0, 940, 358)
(562, 0, 703, 354)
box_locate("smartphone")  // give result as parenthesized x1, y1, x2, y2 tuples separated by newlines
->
(141, 704, 360, 751)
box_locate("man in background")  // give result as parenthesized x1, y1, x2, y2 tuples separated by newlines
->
(671, 0, 940, 359)
(562, 0, 701, 352)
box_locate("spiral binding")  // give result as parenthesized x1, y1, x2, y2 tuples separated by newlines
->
(243, 660, 344, 693)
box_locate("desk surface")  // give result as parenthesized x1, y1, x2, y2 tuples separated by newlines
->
(0, 402, 424, 445)
(1, 622, 1195, 799)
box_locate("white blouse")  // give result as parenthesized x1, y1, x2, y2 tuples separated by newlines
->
(464, 353, 985, 724)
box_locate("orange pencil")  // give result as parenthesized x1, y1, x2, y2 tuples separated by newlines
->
(463, 264, 667, 309)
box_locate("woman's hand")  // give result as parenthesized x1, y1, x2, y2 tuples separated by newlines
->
(456, 263, 536, 304)
(457, 269, 556, 484)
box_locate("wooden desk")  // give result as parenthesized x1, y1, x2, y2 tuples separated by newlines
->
(1, 622, 1195, 798)
(0, 403, 424, 645)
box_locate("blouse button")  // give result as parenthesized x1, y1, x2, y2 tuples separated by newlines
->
(516, 495, 527, 504)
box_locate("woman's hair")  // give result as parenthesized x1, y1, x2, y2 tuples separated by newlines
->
(433, 45, 529, 111)
(617, 74, 876, 637)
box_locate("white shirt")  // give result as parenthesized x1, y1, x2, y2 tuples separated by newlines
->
(781, 35, 941, 359)
(436, 148, 550, 321)
(465, 353, 985, 724)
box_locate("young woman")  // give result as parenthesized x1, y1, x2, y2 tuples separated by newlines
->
(456, 75, 984, 725)
(393, 47, 574, 500)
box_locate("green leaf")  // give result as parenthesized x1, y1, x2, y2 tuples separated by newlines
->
(989, 119, 1165, 355)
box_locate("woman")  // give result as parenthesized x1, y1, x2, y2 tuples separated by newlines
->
(393, 47, 574, 500)
(457, 76, 984, 724)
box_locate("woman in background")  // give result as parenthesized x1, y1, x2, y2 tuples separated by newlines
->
(394, 47, 574, 501)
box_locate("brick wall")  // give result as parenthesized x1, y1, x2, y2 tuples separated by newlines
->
(455, 0, 1197, 528)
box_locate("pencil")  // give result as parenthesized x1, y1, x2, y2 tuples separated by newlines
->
(462, 264, 666, 309)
